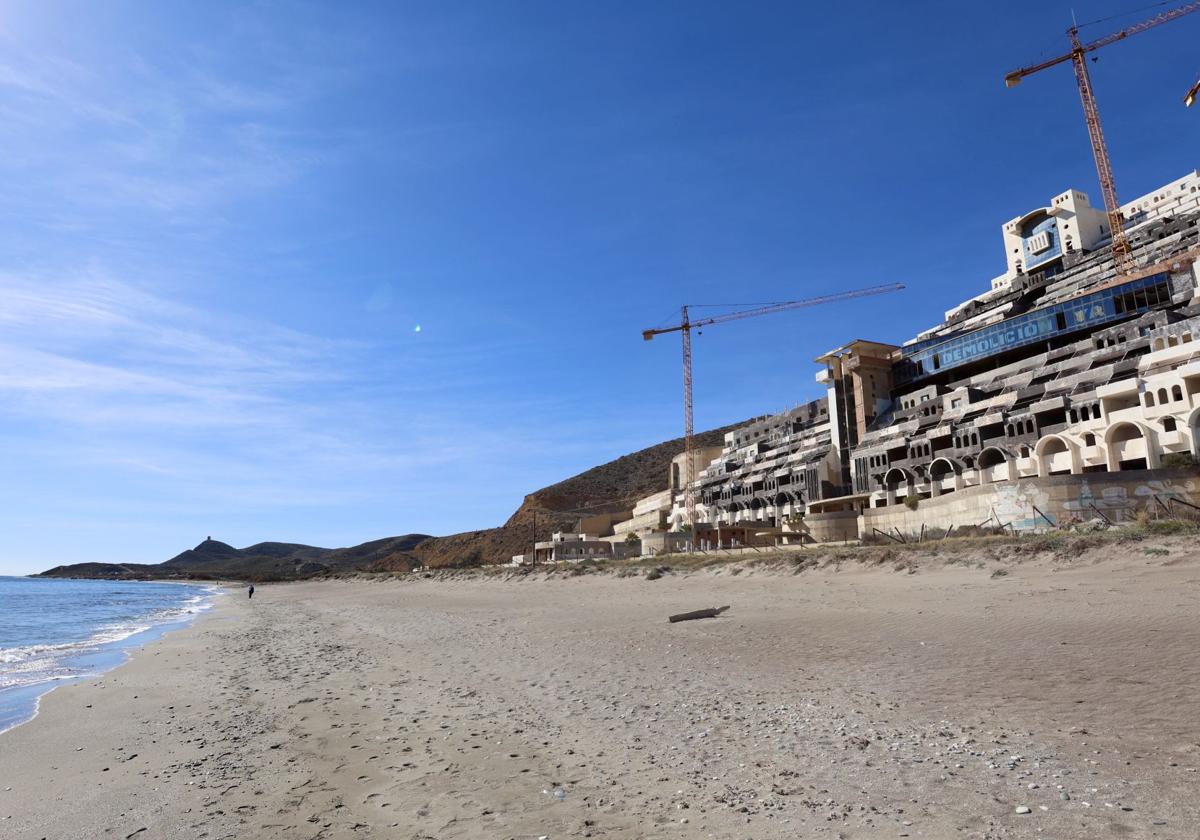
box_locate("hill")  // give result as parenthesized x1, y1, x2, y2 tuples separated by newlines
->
(38, 421, 748, 579)
(39, 534, 433, 582)
(412, 420, 748, 569)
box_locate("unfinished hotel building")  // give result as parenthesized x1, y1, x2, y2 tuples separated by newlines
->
(669, 170, 1200, 543)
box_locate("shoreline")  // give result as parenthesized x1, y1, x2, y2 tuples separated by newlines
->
(3, 549, 1199, 838)
(0, 580, 224, 736)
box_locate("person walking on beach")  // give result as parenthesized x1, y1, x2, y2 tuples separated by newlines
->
(248, 584, 255, 600)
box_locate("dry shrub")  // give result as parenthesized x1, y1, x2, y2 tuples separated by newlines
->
(1144, 518, 1200, 536)
(893, 557, 918, 574)
(789, 556, 819, 574)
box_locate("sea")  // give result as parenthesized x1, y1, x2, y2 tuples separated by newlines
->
(0, 576, 218, 734)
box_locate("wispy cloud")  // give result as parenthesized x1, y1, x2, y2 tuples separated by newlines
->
(0, 263, 615, 519)
(0, 4, 658, 573)
(0, 268, 344, 433)
(0, 19, 348, 224)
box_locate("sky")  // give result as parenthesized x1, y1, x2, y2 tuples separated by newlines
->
(0, 1, 1196, 574)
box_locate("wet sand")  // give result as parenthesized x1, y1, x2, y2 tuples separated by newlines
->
(3, 542, 1199, 839)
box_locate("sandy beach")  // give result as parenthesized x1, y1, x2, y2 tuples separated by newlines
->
(3, 542, 1200, 839)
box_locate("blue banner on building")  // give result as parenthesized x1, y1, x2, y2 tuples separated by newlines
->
(897, 272, 1172, 384)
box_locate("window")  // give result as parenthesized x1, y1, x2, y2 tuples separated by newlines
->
(1084, 433, 1096, 446)
(1163, 417, 1177, 433)
(1172, 385, 1183, 402)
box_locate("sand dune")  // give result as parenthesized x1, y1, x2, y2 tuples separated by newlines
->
(3, 541, 1199, 838)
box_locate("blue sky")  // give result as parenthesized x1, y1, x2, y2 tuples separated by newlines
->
(0, 1, 1196, 574)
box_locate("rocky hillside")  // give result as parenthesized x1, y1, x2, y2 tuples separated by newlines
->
(413, 420, 748, 569)
(39, 421, 748, 580)
(39, 534, 432, 582)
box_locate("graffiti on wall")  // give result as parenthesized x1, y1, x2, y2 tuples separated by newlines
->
(1062, 478, 1198, 521)
(988, 476, 1198, 531)
(1135, 478, 1197, 503)
(989, 483, 1054, 531)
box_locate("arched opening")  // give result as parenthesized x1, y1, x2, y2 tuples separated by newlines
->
(774, 492, 795, 518)
(1172, 385, 1183, 402)
(748, 497, 765, 523)
(929, 458, 955, 478)
(1106, 422, 1151, 471)
(1163, 417, 1177, 433)
(928, 458, 960, 496)
(978, 447, 1010, 484)
(1157, 388, 1169, 405)
(1035, 435, 1074, 477)
(883, 467, 913, 506)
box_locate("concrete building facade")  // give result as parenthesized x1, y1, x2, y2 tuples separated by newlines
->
(671, 169, 1200, 543)
(514, 169, 1200, 562)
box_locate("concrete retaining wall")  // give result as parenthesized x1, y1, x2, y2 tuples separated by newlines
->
(857, 468, 1200, 540)
(805, 510, 860, 543)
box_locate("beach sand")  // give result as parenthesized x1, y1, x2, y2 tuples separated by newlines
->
(3, 542, 1200, 839)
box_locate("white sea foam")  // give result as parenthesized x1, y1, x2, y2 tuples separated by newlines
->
(0, 583, 217, 694)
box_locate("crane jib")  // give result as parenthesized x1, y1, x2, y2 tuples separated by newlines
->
(641, 282, 904, 530)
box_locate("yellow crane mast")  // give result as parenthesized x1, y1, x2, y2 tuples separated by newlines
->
(1005, 2, 1200, 278)
(642, 283, 904, 532)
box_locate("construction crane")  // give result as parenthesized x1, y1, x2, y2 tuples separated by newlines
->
(1004, 2, 1200, 278)
(642, 282, 904, 533)
(1187, 76, 1200, 107)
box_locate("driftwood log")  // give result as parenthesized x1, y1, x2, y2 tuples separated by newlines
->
(668, 605, 731, 623)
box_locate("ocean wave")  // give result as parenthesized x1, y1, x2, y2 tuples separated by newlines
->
(0, 584, 216, 693)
